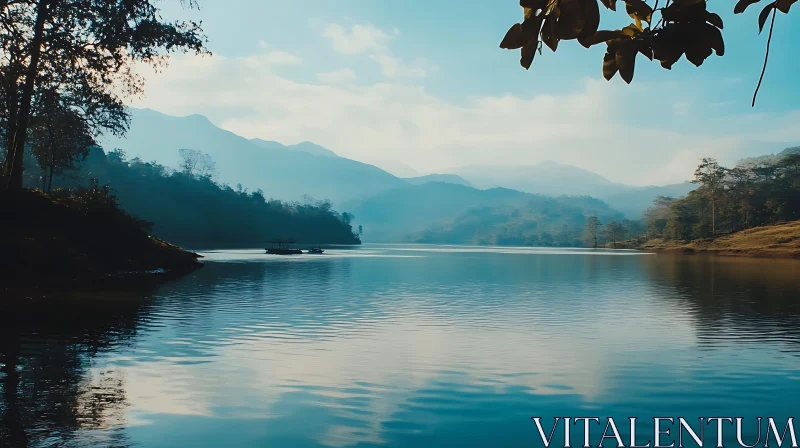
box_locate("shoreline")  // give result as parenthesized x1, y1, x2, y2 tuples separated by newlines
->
(638, 221, 800, 259)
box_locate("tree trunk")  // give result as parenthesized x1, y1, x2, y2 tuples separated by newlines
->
(47, 167, 54, 193)
(712, 198, 716, 235)
(5, 0, 49, 191)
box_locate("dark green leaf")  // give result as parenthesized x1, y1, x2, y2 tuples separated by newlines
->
(577, 0, 602, 47)
(500, 24, 526, 49)
(556, 0, 587, 40)
(602, 50, 618, 80)
(684, 39, 713, 66)
(625, 0, 653, 22)
(705, 12, 723, 29)
(600, 0, 617, 11)
(701, 23, 725, 56)
(541, 17, 560, 51)
(734, 0, 763, 13)
(615, 42, 637, 83)
(521, 41, 538, 69)
(521, 0, 549, 8)
(652, 31, 684, 69)
(758, 2, 776, 33)
(775, 0, 797, 13)
(661, 0, 706, 21)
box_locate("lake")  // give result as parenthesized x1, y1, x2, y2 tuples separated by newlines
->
(1, 245, 799, 447)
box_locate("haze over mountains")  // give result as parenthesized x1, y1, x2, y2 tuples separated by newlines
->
(101, 108, 711, 241)
(101, 108, 406, 204)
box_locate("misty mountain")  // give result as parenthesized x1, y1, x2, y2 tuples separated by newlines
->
(404, 174, 473, 187)
(372, 160, 420, 178)
(450, 161, 632, 197)
(448, 161, 700, 218)
(250, 139, 338, 157)
(344, 182, 621, 242)
(100, 108, 406, 203)
(604, 182, 697, 218)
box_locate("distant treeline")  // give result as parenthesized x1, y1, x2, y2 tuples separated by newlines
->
(644, 149, 800, 241)
(19, 147, 361, 248)
(409, 195, 628, 247)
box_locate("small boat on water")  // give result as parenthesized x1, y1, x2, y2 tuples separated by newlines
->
(307, 248, 325, 254)
(266, 239, 303, 255)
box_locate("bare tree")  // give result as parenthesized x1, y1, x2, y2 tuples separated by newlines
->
(178, 148, 216, 179)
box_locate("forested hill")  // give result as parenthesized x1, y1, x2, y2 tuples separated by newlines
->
(409, 195, 623, 246)
(345, 182, 623, 243)
(39, 148, 361, 248)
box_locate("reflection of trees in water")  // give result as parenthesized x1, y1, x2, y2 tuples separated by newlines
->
(643, 255, 800, 350)
(0, 289, 156, 447)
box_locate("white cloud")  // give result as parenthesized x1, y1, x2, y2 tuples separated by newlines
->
(316, 68, 357, 84)
(129, 50, 798, 186)
(262, 50, 302, 66)
(322, 23, 390, 55)
(322, 23, 434, 79)
(370, 54, 428, 78)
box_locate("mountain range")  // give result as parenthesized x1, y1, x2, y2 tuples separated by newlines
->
(99, 108, 722, 242)
(342, 182, 622, 242)
(101, 108, 405, 204)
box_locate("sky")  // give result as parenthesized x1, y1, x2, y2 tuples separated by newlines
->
(127, 0, 800, 186)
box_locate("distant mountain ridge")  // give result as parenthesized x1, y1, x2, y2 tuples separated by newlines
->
(343, 182, 622, 242)
(449, 161, 631, 197)
(446, 161, 697, 218)
(249, 139, 338, 158)
(100, 108, 727, 225)
(404, 174, 472, 187)
(101, 108, 405, 204)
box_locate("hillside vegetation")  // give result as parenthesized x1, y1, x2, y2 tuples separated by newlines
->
(1, 189, 202, 289)
(642, 221, 800, 258)
(41, 148, 362, 248)
(345, 182, 623, 244)
(409, 195, 622, 246)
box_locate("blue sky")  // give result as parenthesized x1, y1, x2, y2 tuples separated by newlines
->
(134, 0, 800, 185)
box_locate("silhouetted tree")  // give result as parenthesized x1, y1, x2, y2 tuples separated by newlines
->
(29, 92, 95, 192)
(1, 0, 208, 191)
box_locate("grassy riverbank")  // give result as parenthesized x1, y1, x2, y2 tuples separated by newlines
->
(1, 188, 202, 290)
(641, 221, 800, 258)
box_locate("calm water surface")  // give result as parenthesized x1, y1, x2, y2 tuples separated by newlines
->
(1, 245, 799, 447)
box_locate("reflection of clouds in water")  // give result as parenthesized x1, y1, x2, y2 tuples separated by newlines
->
(10, 248, 795, 447)
(118, 281, 699, 447)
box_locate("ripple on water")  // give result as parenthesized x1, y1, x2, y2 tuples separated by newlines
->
(2, 246, 799, 447)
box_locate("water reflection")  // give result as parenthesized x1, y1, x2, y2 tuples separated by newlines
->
(1, 246, 799, 447)
(0, 289, 158, 447)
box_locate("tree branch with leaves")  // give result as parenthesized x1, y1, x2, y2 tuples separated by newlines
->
(500, 0, 794, 106)
(1, 0, 209, 191)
